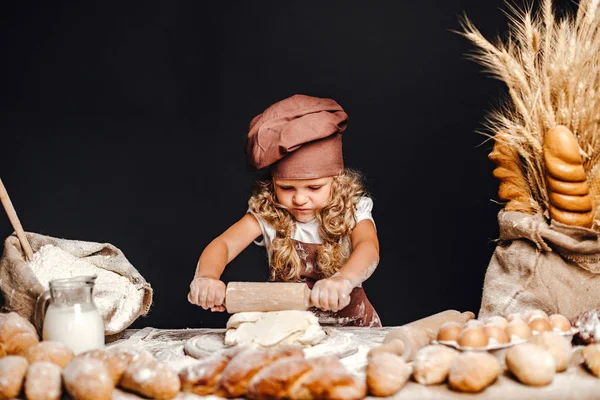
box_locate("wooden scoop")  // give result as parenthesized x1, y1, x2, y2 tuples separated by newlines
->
(225, 282, 313, 313)
(0, 178, 33, 261)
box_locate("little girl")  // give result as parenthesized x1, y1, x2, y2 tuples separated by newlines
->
(188, 94, 381, 327)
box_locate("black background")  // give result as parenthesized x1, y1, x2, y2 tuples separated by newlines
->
(0, 1, 576, 329)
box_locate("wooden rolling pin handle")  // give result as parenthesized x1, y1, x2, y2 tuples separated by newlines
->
(0, 178, 34, 261)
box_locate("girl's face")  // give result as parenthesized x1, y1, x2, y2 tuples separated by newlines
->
(273, 177, 333, 222)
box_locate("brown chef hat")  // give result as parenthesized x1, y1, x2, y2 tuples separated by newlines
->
(246, 94, 348, 179)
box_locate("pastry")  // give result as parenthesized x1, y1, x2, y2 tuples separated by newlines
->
(0, 312, 39, 356)
(119, 360, 181, 400)
(24, 361, 62, 400)
(23, 340, 74, 368)
(366, 352, 411, 397)
(505, 343, 555, 386)
(0, 355, 28, 399)
(412, 345, 459, 385)
(62, 357, 114, 400)
(448, 352, 501, 393)
(530, 332, 572, 372)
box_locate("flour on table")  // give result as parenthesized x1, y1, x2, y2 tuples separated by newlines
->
(224, 310, 326, 348)
(29, 244, 145, 333)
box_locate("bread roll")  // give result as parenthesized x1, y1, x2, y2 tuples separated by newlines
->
(24, 340, 74, 368)
(179, 355, 229, 396)
(413, 344, 459, 385)
(25, 361, 62, 400)
(76, 349, 128, 385)
(448, 352, 501, 393)
(217, 346, 304, 398)
(247, 356, 312, 400)
(0, 312, 39, 356)
(119, 360, 181, 400)
(582, 343, 600, 377)
(505, 343, 555, 386)
(0, 355, 28, 399)
(366, 352, 411, 397)
(530, 332, 572, 372)
(543, 125, 593, 227)
(62, 358, 114, 400)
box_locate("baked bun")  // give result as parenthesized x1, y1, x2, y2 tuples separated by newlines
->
(0, 355, 29, 398)
(119, 360, 181, 400)
(25, 361, 62, 400)
(76, 349, 128, 385)
(413, 345, 459, 385)
(62, 357, 114, 400)
(24, 340, 74, 368)
(366, 352, 411, 397)
(179, 354, 229, 396)
(0, 312, 39, 356)
(448, 352, 501, 393)
(505, 343, 555, 386)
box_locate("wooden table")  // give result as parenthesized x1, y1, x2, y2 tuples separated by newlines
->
(108, 327, 600, 400)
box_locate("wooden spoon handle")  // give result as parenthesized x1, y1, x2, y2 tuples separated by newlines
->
(0, 178, 34, 261)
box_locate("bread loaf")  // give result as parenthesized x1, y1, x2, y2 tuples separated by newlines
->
(62, 357, 114, 400)
(448, 352, 501, 393)
(179, 354, 229, 395)
(24, 361, 62, 400)
(0, 355, 28, 399)
(247, 356, 312, 400)
(505, 343, 555, 386)
(0, 312, 39, 356)
(412, 345, 459, 385)
(217, 346, 304, 398)
(543, 125, 593, 227)
(582, 343, 600, 377)
(530, 332, 572, 372)
(489, 135, 535, 213)
(24, 340, 74, 368)
(366, 352, 411, 397)
(119, 359, 181, 400)
(180, 346, 363, 400)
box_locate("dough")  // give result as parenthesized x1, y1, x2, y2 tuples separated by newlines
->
(224, 310, 326, 348)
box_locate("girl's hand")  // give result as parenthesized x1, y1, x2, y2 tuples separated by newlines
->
(310, 274, 354, 312)
(188, 277, 226, 312)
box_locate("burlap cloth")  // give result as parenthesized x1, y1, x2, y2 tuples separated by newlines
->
(479, 211, 600, 320)
(0, 232, 153, 337)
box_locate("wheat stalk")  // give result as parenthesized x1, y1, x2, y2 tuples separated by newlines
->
(458, 0, 600, 221)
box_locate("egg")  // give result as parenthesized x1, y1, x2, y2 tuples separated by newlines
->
(524, 309, 549, 324)
(437, 322, 463, 342)
(484, 316, 508, 330)
(507, 313, 523, 323)
(458, 327, 489, 348)
(529, 318, 552, 334)
(465, 319, 484, 328)
(506, 320, 532, 341)
(548, 314, 571, 332)
(484, 324, 509, 344)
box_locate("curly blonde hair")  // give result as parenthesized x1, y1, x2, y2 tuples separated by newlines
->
(248, 169, 367, 282)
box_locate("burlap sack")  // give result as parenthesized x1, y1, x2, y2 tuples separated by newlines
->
(479, 211, 600, 320)
(0, 232, 153, 337)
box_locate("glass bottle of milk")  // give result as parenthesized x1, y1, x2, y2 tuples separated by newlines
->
(42, 275, 105, 354)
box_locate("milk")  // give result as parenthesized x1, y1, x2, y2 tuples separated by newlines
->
(42, 303, 105, 354)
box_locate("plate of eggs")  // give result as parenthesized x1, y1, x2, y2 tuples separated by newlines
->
(433, 309, 578, 351)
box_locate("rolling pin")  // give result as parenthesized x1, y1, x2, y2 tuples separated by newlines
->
(368, 310, 475, 362)
(225, 282, 312, 313)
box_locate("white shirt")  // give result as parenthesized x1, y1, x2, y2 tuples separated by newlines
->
(247, 196, 376, 250)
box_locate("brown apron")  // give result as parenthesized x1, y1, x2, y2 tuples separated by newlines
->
(270, 239, 381, 327)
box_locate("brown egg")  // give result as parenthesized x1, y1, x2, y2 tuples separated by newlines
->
(507, 313, 523, 323)
(524, 309, 549, 324)
(437, 322, 463, 342)
(484, 324, 509, 344)
(484, 316, 508, 330)
(458, 327, 489, 348)
(529, 318, 552, 334)
(548, 314, 571, 332)
(506, 320, 532, 341)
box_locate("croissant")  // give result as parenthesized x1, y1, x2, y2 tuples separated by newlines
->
(179, 346, 365, 400)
